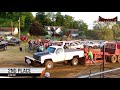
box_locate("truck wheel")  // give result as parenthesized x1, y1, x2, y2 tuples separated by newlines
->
(109, 55, 117, 63)
(64, 60, 68, 65)
(4, 46, 7, 50)
(93, 45, 97, 49)
(89, 46, 92, 49)
(45, 60, 53, 69)
(71, 58, 78, 66)
(117, 55, 120, 63)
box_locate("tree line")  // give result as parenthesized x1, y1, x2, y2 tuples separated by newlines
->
(0, 12, 120, 40)
(0, 12, 88, 36)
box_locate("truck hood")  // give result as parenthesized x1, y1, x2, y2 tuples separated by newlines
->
(33, 51, 50, 57)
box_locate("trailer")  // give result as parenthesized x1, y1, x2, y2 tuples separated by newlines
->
(84, 42, 120, 64)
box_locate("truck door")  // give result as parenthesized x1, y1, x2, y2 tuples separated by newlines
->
(55, 48, 65, 62)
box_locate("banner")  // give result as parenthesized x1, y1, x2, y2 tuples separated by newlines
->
(98, 16, 118, 22)
(0, 67, 45, 77)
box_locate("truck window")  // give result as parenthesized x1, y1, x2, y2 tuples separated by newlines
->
(70, 43, 75, 46)
(56, 48, 63, 54)
(47, 47, 56, 53)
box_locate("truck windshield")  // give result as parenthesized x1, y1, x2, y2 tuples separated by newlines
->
(46, 47, 56, 53)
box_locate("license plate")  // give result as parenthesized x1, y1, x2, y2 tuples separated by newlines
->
(26, 58, 31, 64)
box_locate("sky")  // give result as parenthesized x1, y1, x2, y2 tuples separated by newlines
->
(32, 12, 120, 29)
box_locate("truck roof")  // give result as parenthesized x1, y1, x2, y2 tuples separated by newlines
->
(65, 49, 82, 52)
(49, 45, 63, 49)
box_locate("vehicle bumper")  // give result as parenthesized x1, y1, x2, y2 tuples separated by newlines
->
(25, 56, 42, 67)
(25, 56, 37, 66)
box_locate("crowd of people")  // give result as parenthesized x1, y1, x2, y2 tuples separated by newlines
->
(28, 38, 53, 52)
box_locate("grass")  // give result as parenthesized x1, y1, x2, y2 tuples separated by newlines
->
(0, 43, 33, 63)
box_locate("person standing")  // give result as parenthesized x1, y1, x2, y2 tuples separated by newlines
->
(28, 40, 32, 50)
(88, 48, 95, 64)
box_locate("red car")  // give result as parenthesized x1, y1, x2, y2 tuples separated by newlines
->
(20, 35, 28, 41)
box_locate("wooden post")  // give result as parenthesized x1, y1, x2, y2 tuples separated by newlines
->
(11, 21, 13, 35)
(18, 17, 20, 41)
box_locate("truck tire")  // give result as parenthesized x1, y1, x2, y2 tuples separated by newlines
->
(109, 55, 117, 63)
(45, 60, 53, 69)
(71, 57, 78, 66)
(4, 46, 7, 50)
(64, 60, 68, 65)
(89, 46, 92, 49)
(117, 55, 120, 63)
(93, 45, 97, 49)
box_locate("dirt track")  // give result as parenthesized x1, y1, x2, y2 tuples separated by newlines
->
(0, 45, 120, 78)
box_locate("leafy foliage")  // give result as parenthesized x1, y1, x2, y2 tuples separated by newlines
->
(29, 20, 48, 36)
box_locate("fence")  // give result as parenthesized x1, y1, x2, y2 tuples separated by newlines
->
(76, 68, 120, 78)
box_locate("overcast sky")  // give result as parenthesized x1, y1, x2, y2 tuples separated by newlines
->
(32, 12, 120, 29)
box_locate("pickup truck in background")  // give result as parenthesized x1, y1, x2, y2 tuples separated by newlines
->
(84, 41, 100, 48)
(25, 46, 85, 69)
(53, 41, 84, 49)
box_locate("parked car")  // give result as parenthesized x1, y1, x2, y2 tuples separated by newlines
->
(7, 38, 20, 46)
(68, 41, 84, 49)
(54, 41, 84, 49)
(0, 40, 8, 50)
(84, 41, 100, 48)
(99, 41, 108, 48)
(5, 35, 13, 41)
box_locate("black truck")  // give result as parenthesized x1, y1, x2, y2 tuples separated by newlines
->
(0, 40, 8, 50)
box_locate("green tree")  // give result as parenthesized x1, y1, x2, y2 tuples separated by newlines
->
(100, 28, 114, 40)
(0, 12, 34, 31)
(78, 20, 88, 31)
(63, 15, 73, 29)
(29, 20, 47, 36)
(72, 21, 79, 29)
(112, 24, 120, 40)
(35, 12, 46, 27)
(24, 12, 34, 30)
(93, 21, 115, 30)
(55, 12, 64, 26)
(29, 21, 41, 36)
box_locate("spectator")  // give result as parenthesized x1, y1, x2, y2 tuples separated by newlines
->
(88, 48, 96, 64)
(28, 40, 32, 50)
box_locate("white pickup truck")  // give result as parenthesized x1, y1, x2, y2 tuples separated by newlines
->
(25, 46, 84, 69)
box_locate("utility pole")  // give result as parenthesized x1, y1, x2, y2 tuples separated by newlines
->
(18, 17, 20, 41)
(11, 21, 13, 35)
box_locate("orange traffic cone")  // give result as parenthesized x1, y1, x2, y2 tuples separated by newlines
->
(40, 68, 46, 78)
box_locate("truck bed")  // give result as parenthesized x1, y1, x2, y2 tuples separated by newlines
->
(64, 49, 84, 60)
(64, 49, 81, 52)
